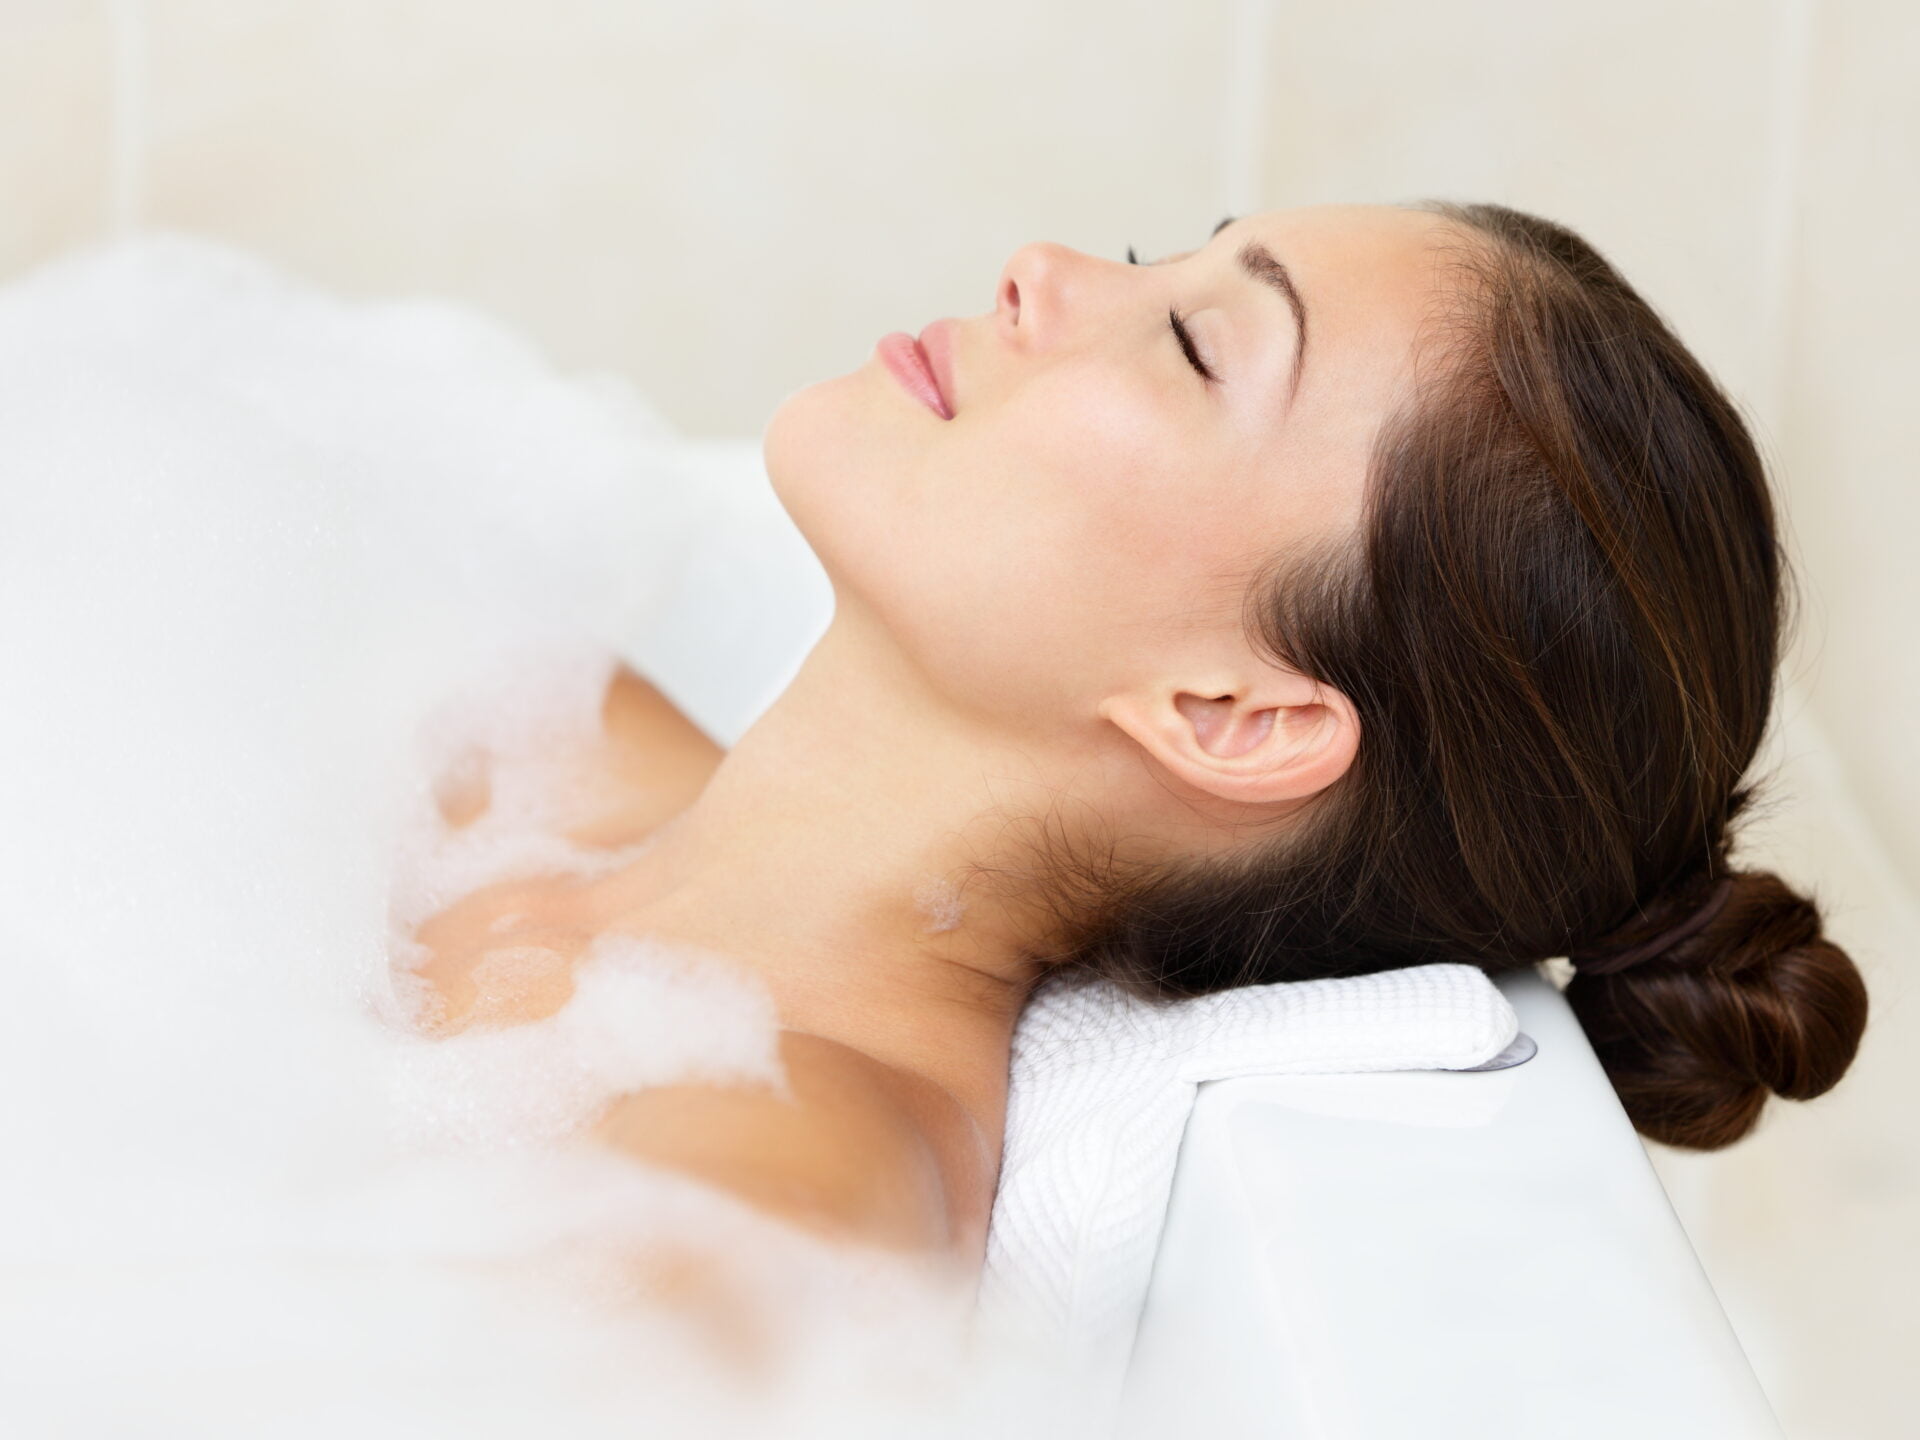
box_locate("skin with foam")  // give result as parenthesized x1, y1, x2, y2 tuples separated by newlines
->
(579, 205, 1468, 1259)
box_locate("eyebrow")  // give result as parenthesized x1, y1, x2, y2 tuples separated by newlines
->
(1153, 215, 1309, 404)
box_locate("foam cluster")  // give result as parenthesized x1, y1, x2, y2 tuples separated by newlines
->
(0, 235, 1090, 1436)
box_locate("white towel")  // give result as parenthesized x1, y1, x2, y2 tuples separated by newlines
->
(976, 962, 1518, 1391)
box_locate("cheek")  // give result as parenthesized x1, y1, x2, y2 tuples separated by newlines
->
(992, 375, 1251, 622)
(975, 369, 1192, 564)
(879, 374, 1228, 715)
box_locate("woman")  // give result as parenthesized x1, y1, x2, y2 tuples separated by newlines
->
(404, 201, 1869, 1281)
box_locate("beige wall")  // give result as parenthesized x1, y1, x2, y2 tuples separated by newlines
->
(1779, 1, 1920, 899)
(5, 2, 1914, 1434)
(2, 0, 1235, 436)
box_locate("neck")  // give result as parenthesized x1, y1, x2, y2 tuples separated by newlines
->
(583, 604, 1076, 1154)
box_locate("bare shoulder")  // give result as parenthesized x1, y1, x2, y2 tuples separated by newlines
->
(589, 1031, 978, 1257)
(596, 661, 723, 795)
(600, 663, 722, 767)
(565, 662, 724, 847)
(434, 660, 725, 845)
(596, 1038, 986, 1377)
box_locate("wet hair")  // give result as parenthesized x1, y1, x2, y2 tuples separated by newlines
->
(1027, 200, 1869, 1152)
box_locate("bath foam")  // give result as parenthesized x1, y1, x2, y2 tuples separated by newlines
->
(0, 233, 1099, 1437)
(386, 932, 790, 1152)
(913, 873, 970, 933)
(381, 634, 663, 939)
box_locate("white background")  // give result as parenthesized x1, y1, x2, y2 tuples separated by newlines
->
(3, 3, 1913, 1435)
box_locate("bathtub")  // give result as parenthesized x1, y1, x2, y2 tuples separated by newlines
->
(1117, 967, 1785, 1438)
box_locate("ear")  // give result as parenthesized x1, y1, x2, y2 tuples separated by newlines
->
(1099, 667, 1360, 808)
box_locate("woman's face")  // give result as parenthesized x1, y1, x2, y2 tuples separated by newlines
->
(764, 203, 1458, 733)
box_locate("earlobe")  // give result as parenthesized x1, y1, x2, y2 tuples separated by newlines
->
(1102, 679, 1358, 809)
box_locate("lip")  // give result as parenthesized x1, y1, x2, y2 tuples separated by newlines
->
(917, 319, 957, 417)
(876, 324, 955, 420)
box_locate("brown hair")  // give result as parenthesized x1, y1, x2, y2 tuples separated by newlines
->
(1034, 200, 1869, 1152)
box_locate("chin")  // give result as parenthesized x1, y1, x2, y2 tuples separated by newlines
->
(759, 370, 881, 586)
(761, 378, 822, 509)
(762, 366, 874, 499)
(765, 362, 930, 536)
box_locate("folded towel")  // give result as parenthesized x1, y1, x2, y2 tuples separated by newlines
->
(975, 961, 1518, 1393)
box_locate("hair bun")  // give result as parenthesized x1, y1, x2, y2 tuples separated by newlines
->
(1565, 868, 1869, 1150)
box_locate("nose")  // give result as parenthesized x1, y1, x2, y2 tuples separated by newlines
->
(994, 241, 1096, 348)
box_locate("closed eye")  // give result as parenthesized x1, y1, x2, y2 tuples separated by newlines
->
(1126, 244, 1217, 385)
(1167, 307, 1217, 384)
